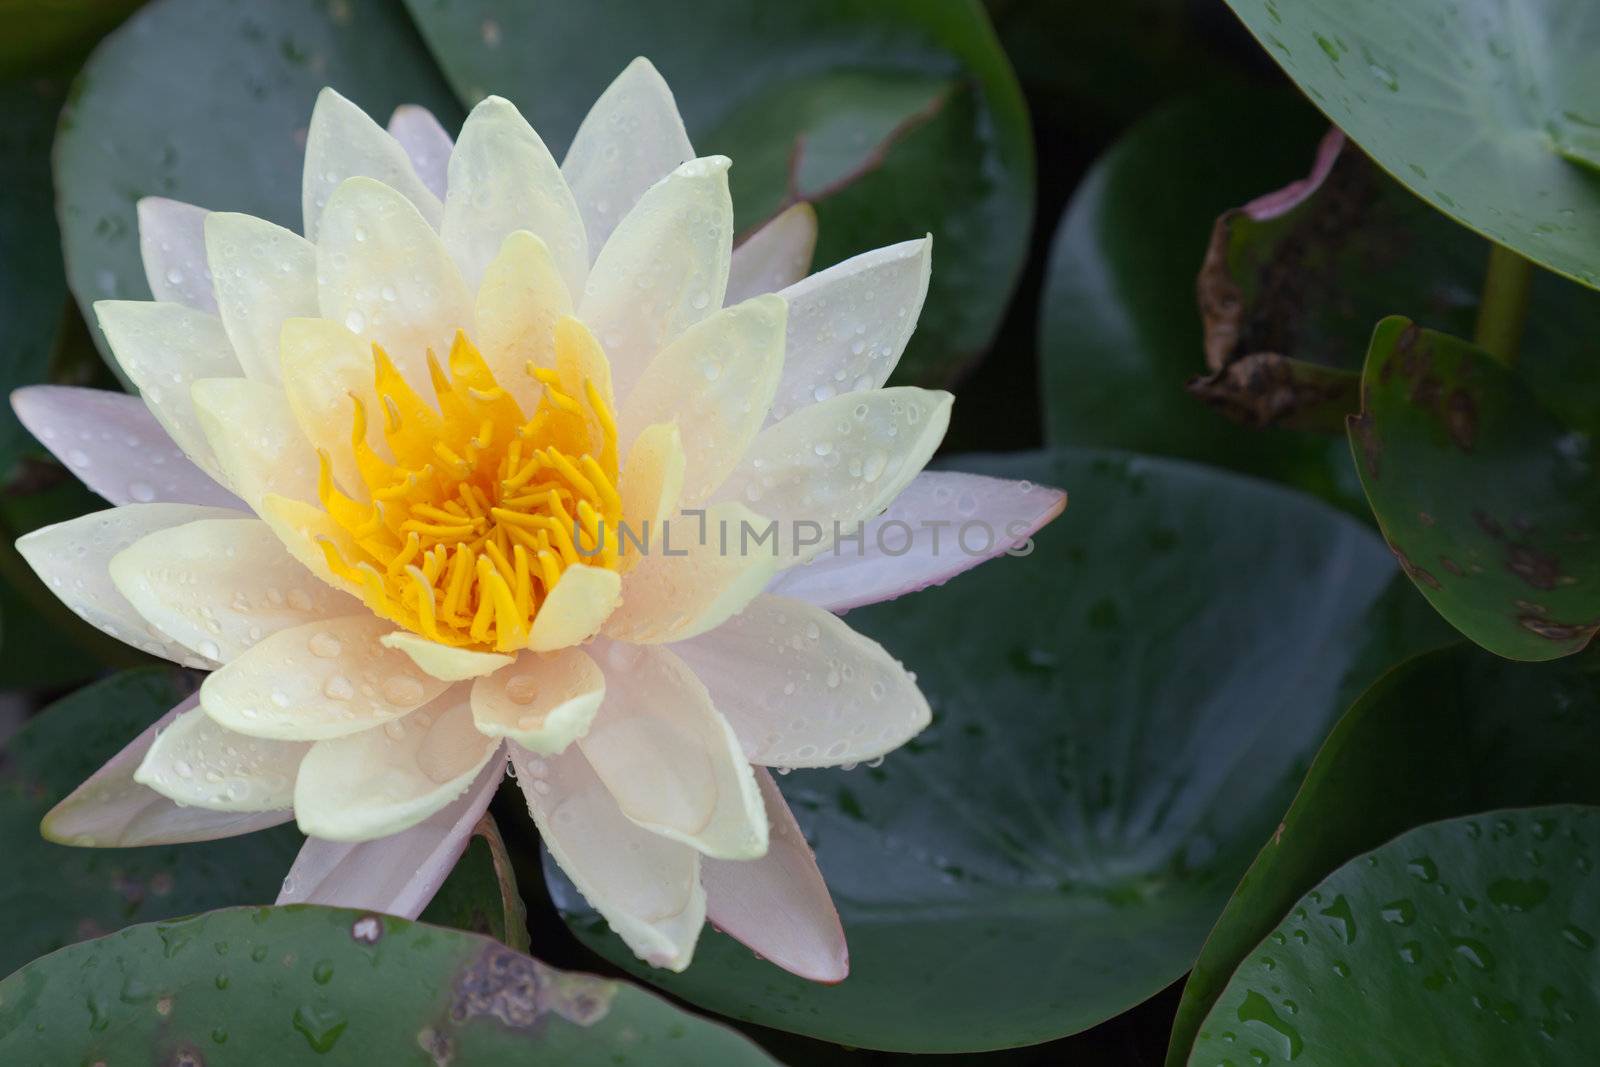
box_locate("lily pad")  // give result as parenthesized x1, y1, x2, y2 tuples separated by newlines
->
(1167, 644, 1600, 1063)
(1190, 804, 1600, 1065)
(54, 0, 464, 373)
(401, 0, 1033, 387)
(1224, 0, 1600, 290)
(0, 668, 303, 975)
(549, 446, 1437, 1052)
(1038, 94, 1365, 513)
(0, 905, 778, 1065)
(1349, 318, 1600, 660)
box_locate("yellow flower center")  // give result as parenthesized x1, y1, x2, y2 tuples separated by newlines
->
(315, 320, 621, 653)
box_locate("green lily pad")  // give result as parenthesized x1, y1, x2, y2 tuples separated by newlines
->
(0, 905, 778, 1065)
(1167, 644, 1600, 1063)
(54, 0, 464, 375)
(1224, 0, 1600, 291)
(0, 669, 303, 976)
(549, 446, 1440, 1052)
(1349, 317, 1600, 660)
(401, 0, 1033, 387)
(1038, 93, 1365, 514)
(1190, 804, 1600, 1065)
(0, 0, 142, 78)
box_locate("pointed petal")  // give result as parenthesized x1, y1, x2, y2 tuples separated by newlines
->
(387, 104, 454, 201)
(726, 203, 817, 305)
(605, 502, 780, 644)
(42, 694, 293, 847)
(191, 377, 321, 510)
(510, 741, 705, 970)
(471, 646, 604, 754)
(137, 197, 215, 311)
(277, 756, 504, 917)
(199, 615, 450, 740)
(562, 57, 694, 257)
(579, 156, 733, 401)
(617, 422, 685, 557)
(10, 386, 239, 508)
(617, 294, 786, 505)
(443, 95, 588, 295)
(293, 687, 498, 842)
(767, 471, 1067, 611)
(768, 237, 932, 423)
(474, 230, 574, 414)
(581, 641, 768, 860)
(316, 177, 474, 386)
(15, 504, 238, 667)
(302, 87, 442, 240)
(527, 564, 622, 652)
(277, 317, 383, 496)
(93, 300, 244, 479)
(674, 594, 930, 768)
(703, 768, 847, 982)
(380, 631, 514, 681)
(718, 387, 952, 564)
(204, 212, 318, 384)
(134, 706, 308, 811)
(109, 517, 357, 663)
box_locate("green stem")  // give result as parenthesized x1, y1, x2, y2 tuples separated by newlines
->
(1473, 243, 1533, 367)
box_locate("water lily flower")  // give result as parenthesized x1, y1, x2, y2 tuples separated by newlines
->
(14, 59, 1065, 980)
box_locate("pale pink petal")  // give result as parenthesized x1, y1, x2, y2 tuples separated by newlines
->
(276, 753, 505, 918)
(136, 197, 216, 311)
(387, 104, 454, 201)
(11, 386, 241, 508)
(41, 693, 292, 847)
(703, 767, 847, 983)
(765, 471, 1067, 612)
(1242, 128, 1345, 221)
(725, 203, 817, 305)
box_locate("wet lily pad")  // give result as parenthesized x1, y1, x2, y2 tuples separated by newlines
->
(1190, 804, 1600, 1065)
(550, 446, 1438, 1052)
(0, 905, 777, 1065)
(1168, 643, 1600, 1063)
(1349, 318, 1600, 660)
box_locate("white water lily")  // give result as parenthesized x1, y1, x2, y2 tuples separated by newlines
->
(14, 59, 1065, 979)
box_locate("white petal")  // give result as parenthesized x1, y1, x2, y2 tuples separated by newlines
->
(293, 687, 498, 842)
(11, 386, 240, 508)
(277, 316, 382, 496)
(199, 615, 451, 740)
(579, 156, 733, 401)
(471, 646, 604, 754)
(380, 631, 513, 681)
(674, 595, 930, 768)
(527, 564, 622, 652)
(717, 387, 953, 564)
(137, 197, 215, 311)
(16, 504, 238, 667)
(510, 741, 705, 971)
(604, 502, 780, 644)
(581, 641, 768, 860)
(190, 377, 321, 510)
(316, 177, 474, 385)
(617, 294, 786, 505)
(767, 237, 932, 423)
(277, 756, 504, 917)
(443, 95, 588, 295)
(109, 517, 357, 662)
(702, 768, 847, 982)
(387, 104, 454, 201)
(302, 87, 442, 240)
(135, 706, 308, 811)
(562, 57, 694, 257)
(204, 212, 318, 384)
(767, 471, 1067, 611)
(617, 422, 685, 557)
(726, 203, 817, 305)
(42, 694, 292, 847)
(474, 230, 574, 414)
(93, 300, 244, 480)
